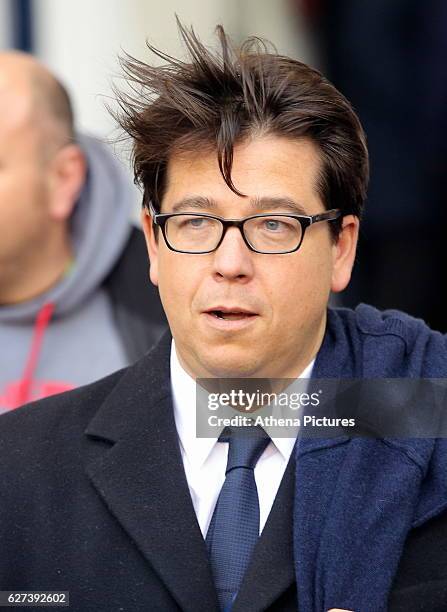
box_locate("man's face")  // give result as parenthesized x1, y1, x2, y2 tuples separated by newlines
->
(143, 136, 358, 379)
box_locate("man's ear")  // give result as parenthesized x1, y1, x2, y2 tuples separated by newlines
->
(141, 208, 159, 286)
(47, 144, 87, 220)
(330, 214, 359, 293)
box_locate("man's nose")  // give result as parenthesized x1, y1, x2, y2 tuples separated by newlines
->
(211, 226, 254, 281)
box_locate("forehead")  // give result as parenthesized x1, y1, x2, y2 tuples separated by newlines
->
(162, 136, 324, 214)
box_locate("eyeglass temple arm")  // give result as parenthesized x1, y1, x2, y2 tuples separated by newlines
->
(310, 209, 342, 223)
(146, 201, 159, 222)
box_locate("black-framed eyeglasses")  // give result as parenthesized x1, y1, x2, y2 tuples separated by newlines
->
(148, 204, 342, 254)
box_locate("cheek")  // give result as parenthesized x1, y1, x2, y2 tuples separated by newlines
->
(0, 172, 26, 209)
(0, 173, 47, 239)
(1, 167, 46, 211)
(156, 253, 204, 319)
(266, 254, 332, 322)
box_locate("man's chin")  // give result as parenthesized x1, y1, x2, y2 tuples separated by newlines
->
(174, 336, 269, 378)
(198, 351, 263, 379)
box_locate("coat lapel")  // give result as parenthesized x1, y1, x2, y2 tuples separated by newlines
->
(84, 333, 219, 612)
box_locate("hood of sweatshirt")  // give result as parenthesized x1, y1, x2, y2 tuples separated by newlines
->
(0, 133, 134, 324)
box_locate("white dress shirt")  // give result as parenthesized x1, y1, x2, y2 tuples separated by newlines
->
(171, 340, 314, 537)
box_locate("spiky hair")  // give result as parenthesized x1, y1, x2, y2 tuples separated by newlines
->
(115, 20, 369, 229)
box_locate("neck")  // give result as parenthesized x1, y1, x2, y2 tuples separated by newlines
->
(0, 233, 73, 305)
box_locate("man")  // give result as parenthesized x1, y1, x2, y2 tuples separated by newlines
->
(0, 52, 166, 412)
(1, 25, 447, 612)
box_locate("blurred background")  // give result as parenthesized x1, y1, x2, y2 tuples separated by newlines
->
(1, 0, 446, 330)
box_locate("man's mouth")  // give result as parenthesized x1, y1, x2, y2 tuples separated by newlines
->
(205, 308, 258, 321)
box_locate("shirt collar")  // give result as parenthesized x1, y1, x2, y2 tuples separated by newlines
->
(171, 342, 217, 469)
(171, 340, 314, 469)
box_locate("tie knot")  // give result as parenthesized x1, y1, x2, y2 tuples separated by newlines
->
(219, 425, 270, 473)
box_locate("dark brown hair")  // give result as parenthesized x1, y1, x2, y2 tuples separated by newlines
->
(115, 21, 369, 233)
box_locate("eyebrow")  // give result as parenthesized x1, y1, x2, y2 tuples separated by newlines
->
(171, 196, 215, 212)
(251, 196, 308, 215)
(170, 195, 308, 215)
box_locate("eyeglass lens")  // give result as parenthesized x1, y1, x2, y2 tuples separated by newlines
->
(164, 214, 303, 253)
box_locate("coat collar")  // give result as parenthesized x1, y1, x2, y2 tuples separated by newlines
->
(84, 331, 219, 612)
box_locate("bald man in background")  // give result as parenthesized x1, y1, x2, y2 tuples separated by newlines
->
(0, 52, 166, 412)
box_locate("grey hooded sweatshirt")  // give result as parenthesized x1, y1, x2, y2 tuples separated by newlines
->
(0, 135, 137, 412)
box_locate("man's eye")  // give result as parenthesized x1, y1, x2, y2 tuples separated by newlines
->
(189, 217, 206, 227)
(177, 216, 209, 229)
(263, 219, 285, 231)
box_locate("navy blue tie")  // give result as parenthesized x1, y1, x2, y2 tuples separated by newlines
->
(206, 425, 270, 611)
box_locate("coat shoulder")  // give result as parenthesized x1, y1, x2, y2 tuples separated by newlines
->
(329, 304, 447, 377)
